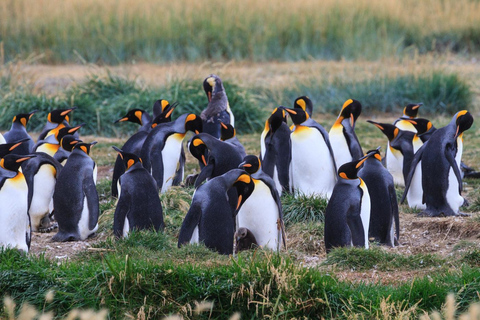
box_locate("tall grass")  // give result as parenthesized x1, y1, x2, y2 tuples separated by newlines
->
(1, 0, 480, 63)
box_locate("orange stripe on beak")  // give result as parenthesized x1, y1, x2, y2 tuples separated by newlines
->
(236, 195, 243, 210)
(201, 155, 207, 166)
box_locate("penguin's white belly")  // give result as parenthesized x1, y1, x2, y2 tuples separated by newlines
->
(446, 167, 463, 214)
(190, 226, 199, 244)
(93, 164, 97, 185)
(77, 197, 98, 240)
(272, 166, 282, 195)
(237, 181, 280, 250)
(0, 177, 29, 252)
(329, 126, 352, 170)
(359, 180, 370, 249)
(29, 165, 56, 231)
(260, 130, 267, 158)
(123, 216, 130, 238)
(161, 134, 184, 193)
(290, 127, 336, 198)
(412, 136, 423, 154)
(227, 104, 235, 127)
(0, 133, 5, 144)
(386, 144, 404, 187)
(406, 160, 426, 209)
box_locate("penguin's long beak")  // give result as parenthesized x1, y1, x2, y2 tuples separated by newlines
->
(114, 117, 128, 124)
(61, 107, 77, 116)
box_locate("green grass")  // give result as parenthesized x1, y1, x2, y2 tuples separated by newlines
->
(0, 70, 473, 136)
(282, 193, 328, 225)
(1, 0, 480, 64)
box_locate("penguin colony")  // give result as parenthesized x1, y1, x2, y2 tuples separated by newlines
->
(0, 74, 475, 255)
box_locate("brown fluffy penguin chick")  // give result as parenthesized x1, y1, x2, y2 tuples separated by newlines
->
(235, 227, 258, 253)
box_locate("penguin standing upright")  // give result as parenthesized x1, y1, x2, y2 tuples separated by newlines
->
(52, 142, 99, 241)
(293, 96, 313, 117)
(282, 107, 337, 198)
(403, 111, 473, 217)
(0, 154, 35, 252)
(38, 107, 77, 141)
(324, 151, 375, 253)
(22, 152, 62, 232)
(112, 147, 164, 238)
(260, 108, 291, 195)
(3, 111, 37, 155)
(329, 99, 363, 169)
(237, 155, 286, 251)
(141, 113, 202, 192)
(358, 148, 399, 246)
(201, 74, 234, 138)
(178, 169, 254, 255)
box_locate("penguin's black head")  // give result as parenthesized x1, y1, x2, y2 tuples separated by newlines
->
(184, 114, 203, 134)
(0, 139, 30, 158)
(112, 146, 142, 171)
(153, 99, 172, 114)
(233, 173, 255, 211)
(282, 107, 309, 125)
(12, 110, 37, 127)
(367, 120, 399, 142)
(403, 103, 422, 118)
(336, 99, 362, 127)
(203, 74, 223, 102)
(269, 107, 288, 131)
(151, 103, 176, 129)
(55, 123, 85, 142)
(455, 110, 474, 139)
(404, 118, 434, 135)
(294, 96, 313, 114)
(338, 150, 376, 180)
(114, 109, 146, 125)
(60, 135, 82, 152)
(74, 141, 97, 155)
(0, 154, 36, 172)
(220, 122, 236, 141)
(238, 155, 261, 174)
(189, 137, 209, 166)
(364, 147, 382, 162)
(48, 107, 76, 124)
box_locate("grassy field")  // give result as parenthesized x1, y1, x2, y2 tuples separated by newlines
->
(1, 0, 480, 63)
(1, 57, 480, 318)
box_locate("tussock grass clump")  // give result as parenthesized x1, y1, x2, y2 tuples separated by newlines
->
(282, 193, 328, 225)
(0, 74, 265, 136)
(324, 247, 445, 271)
(265, 72, 473, 115)
(1, 0, 480, 63)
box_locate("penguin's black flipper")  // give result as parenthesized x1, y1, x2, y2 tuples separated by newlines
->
(445, 144, 463, 193)
(178, 201, 202, 247)
(111, 155, 124, 197)
(149, 147, 165, 191)
(113, 182, 131, 238)
(84, 173, 100, 231)
(195, 162, 214, 188)
(347, 214, 365, 248)
(401, 144, 425, 204)
(172, 146, 186, 186)
(343, 122, 363, 160)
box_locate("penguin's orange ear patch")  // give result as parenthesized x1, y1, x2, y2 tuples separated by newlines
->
(296, 99, 306, 110)
(374, 154, 382, 161)
(135, 110, 143, 123)
(80, 146, 88, 154)
(186, 114, 197, 122)
(342, 99, 353, 110)
(339, 172, 348, 179)
(127, 159, 135, 169)
(20, 117, 27, 126)
(192, 139, 204, 147)
(161, 99, 169, 110)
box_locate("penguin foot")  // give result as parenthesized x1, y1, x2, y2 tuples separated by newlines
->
(462, 198, 470, 207)
(456, 212, 470, 217)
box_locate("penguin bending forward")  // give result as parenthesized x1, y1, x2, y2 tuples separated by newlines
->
(358, 148, 399, 246)
(324, 151, 376, 253)
(112, 147, 164, 238)
(52, 142, 99, 241)
(178, 169, 255, 255)
(0, 154, 35, 252)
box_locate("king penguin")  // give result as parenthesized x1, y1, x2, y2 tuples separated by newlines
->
(112, 147, 164, 238)
(178, 169, 254, 255)
(3, 111, 37, 155)
(237, 155, 286, 251)
(0, 154, 35, 252)
(52, 141, 99, 241)
(141, 113, 202, 192)
(201, 74, 234, 138)
(403, 111, 473, 217)
(260, 108, 291, 195)
(329, 99, 363, 169)
(324, 151, 375, 253)
(358, 148, 399, 246)
(282, 107, 337, 198)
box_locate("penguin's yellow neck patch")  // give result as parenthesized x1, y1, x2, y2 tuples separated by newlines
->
(37, 143, 60, 157)
(10, 172, 25, 184)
